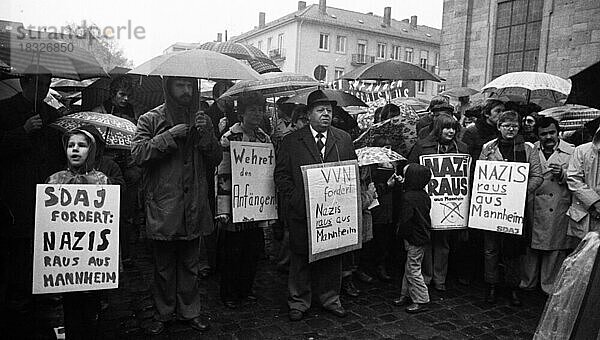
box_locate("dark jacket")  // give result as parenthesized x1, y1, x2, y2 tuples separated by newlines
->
(461, 118, 498, 171)
(0, 93, 64, 238)
(408, 134, 469, 163)
(132, 78, 222, 241)
(370, 164, 395, 225)
(395, 164, 432, 246)
(274, 125, 357, 254)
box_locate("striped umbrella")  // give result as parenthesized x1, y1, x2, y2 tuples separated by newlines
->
(538, 104, 600, 132)
(198, 41, 280, 74)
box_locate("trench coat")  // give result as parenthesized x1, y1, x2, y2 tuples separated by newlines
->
(532, 140, 575, 250)
(566, 139, 600, 239)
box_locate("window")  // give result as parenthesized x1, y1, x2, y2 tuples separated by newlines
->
(438, 84, 446, 93)
(356, 40, 367, 63)
(334, 67, 344, 80)
(277, 33, 284, 53)
(392, 45, 402, 60)
(267, 37, 272, 52)
(405, 47, 414, 63)
(420, 50, 428, 69)
(257, 40, 263, 51)
(434, 53, 440, 74)
(319, 33, 329, 51)
(417, 81, 426, 93)
(492, 0, 543, 78)
(336, 36, 346, 53)
(377, 43, 386, 59)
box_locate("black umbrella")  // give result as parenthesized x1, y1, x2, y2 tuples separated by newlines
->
(340, 60, 443, 82)
(566, 61, 600, 110)
(285, 88, 367, 107)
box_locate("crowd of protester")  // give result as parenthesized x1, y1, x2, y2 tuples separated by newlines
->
(1, 70, 596, 338)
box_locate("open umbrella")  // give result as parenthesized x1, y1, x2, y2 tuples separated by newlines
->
(341, 60, 443, 82)
(538, 104, 600, 132)
(482, 71, 570, 106)
(356, 146, 406, 166)
(441, 87, 479, 98)
(220, 72, 318, 98)
(197, 41, 280, 74)
(51, 111, 136, 149)
(285, 88, 367, 107)
(128, 49, 260, 81)
(0, 31, 107, 80)
(566, 61, 600, 110)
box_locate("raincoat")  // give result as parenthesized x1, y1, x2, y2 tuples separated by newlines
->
(132, 78, 222, 241)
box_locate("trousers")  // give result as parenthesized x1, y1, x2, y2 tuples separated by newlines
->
(400, 240, 430, 303)
(422, 231, 450, 285)
(288, 252, 342, 312)
(520, 247, 568, 294)
(483, 232, 521, 288)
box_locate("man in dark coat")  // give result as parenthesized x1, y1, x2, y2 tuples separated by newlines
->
(0, 67, 64, 336)
(274, 90, 357, 321)
(132, 77, 222, 335)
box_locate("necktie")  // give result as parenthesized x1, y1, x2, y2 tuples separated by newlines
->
(316, 133, 325, 157)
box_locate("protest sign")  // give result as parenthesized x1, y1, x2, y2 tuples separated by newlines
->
(301, 160, 362, 262)
(229, 141, 277, 223)
(420, 154, 471, 230)
(33, 184, 120, 294)
(468, 160, 529, 235)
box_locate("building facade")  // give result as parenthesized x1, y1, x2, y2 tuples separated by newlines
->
(231, 1, 442, 99)
(440, 0, 600, 91)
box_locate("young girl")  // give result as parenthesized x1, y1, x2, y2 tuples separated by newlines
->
(393, 163, 432, 314)
(47, 128, 109, 339)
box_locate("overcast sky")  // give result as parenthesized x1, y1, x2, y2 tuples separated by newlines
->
(2, 0, 443, 66)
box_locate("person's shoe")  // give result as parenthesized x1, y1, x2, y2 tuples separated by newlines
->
(189, 316, 210, 332)
(376, 265, 392, 282)
(510, 290, 522, 307)
(355, 270, 374, 284)
(289, 309, 304, 321)
(223, 300, 239, 309)
(434, 283, 447, 292)
(405, 303, 428, 314)
(485, 284, 497, 304)
(145, 320, 165, 335)
(342, 277, 360, 297)
(326, 306, 348, 318)
(392, 296, 410, 306)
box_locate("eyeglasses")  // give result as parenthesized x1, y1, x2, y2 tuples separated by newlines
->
(500, 124, 519, 130)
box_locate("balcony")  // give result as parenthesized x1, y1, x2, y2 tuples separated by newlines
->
(269, 48, 286, 61)
(351, 54, 375, 66)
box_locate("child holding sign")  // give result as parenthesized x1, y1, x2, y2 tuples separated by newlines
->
(47, 128, 109, 339)
(393, 163, 432, 313)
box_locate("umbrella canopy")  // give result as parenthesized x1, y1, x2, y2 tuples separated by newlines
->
(566, 61, 600, 110)
(538, 104, 600, 132)
(441, 87, 479, 97)
(356, 146, 406, 166)
(220, 72, 319, 98)
(482, 72, 571, 106)
(128, 49, 260, 81)
(0, 31, 107, 80)
(285, 88, 367, 107)
(197, 41, 281, 74)
(51, 111, 136, 149)
(341, 60, 443, 82)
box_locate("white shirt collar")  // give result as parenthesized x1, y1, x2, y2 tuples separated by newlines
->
(309, 125, 328, 140)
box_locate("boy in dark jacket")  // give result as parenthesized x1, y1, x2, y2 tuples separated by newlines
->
(393, 163, 432, 313)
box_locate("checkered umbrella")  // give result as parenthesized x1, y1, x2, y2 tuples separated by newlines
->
(51, 111, 137, 149)
(356, 147, 406, 166)
(538, 104, 600, 132)
(198, 42, 281, 74)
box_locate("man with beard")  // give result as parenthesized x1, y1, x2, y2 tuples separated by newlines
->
(132, 77, 222, 335)
(275, 90, 357, 321)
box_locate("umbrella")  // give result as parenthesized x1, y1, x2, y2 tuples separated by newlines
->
(128, 49, 260, 81)
(441, 87, 479, 97)
(566, 61, 600, 110)
(341, 60, 443, 82)
(354, 102, 419, 157)
(356, 146, 406, 166)
(220, 72, 318, 98)
(285, 88, 367, 107)
(197, 41, 281, 74)
(0, 31, 107, 80)
(51, 111, 136, 149)
(482, 71, 571, 106)
(538, 104, 600, 132)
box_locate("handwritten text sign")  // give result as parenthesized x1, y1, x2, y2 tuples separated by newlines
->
(468, 161, 529, 235)
(302, 161, 362, 262)
(420, 154, 471, 230)
(230, 141, 278, 223)
(33, 185, 120, 294)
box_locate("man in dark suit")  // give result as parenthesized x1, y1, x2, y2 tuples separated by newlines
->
(274, 90, 358, 321)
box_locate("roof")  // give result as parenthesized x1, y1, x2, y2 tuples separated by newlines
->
(232, 4, 440, 45)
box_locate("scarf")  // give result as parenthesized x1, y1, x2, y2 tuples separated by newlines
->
(497, 134, 527, 163)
